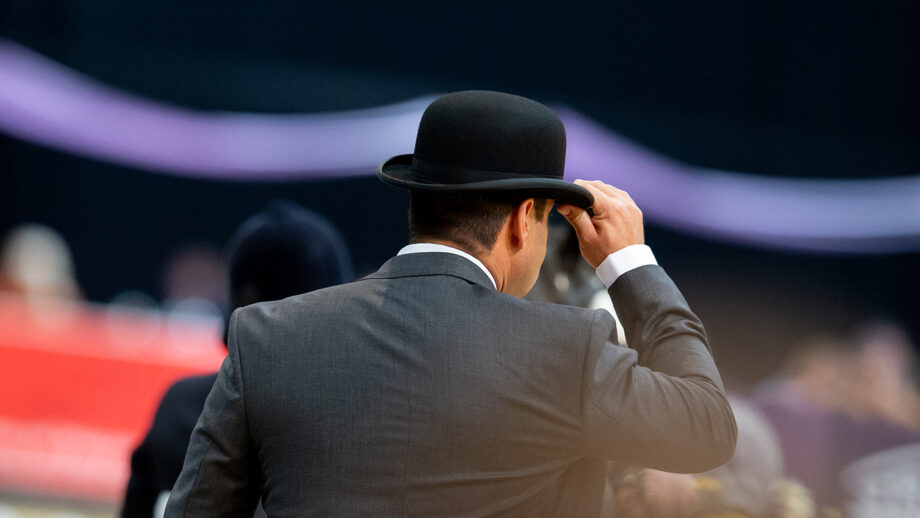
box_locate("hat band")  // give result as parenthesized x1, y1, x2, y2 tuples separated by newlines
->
(410, 157, 559, 185)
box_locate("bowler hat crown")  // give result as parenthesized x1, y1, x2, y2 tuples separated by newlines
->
(377, 91, 593, 208)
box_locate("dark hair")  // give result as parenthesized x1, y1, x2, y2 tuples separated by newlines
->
(226, 200, 353, 311)
(409, 191, 549, 255)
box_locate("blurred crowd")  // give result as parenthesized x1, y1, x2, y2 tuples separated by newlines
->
(1, 216, 919, 518)
(599, 324, 920, 518)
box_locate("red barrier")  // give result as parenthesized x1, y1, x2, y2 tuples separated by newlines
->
(0, 295, 226, 503)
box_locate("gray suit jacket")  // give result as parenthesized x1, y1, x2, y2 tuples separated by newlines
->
(165, 252, 736, 517)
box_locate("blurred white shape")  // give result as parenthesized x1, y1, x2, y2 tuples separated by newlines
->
(154, 491, 170, 518)
(843, 442, 920, 518)
(0, 223, 79, 300)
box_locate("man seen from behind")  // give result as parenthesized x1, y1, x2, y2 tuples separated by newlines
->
(165, 90, 737, 517)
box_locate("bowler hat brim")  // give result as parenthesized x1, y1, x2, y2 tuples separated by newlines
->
(377, 154, 595, 209)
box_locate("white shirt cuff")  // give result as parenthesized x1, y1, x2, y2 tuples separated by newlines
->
(595, 244, 658, 288)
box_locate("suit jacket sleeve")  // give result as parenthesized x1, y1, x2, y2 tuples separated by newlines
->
(581, 265, 737, 473)
(164, 311, 261, 517)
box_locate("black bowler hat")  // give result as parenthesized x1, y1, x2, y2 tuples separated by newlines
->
(377, 90, 594, 209)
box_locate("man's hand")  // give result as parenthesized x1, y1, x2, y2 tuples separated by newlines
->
(557, 180, 644, 268)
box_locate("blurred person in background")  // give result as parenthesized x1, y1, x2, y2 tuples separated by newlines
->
(0, 223, 81, 301)
(752, 334, 857, 415)
(525, 222, 627, 344)
(120, 200, 353, 518)
(525, 222, 609, 309)
(848, 320, 920, 431)
(751, 324, 920, 512)
(836, 321, 920, 517)
(159, 244, 228, 321)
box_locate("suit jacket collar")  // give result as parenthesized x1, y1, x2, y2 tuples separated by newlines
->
(365, 252, 496, 290)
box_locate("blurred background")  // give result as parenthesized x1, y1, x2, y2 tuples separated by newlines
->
(1, 1, 919, 516)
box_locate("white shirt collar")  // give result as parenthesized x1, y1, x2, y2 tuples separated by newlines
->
(397, 243, 497, 290)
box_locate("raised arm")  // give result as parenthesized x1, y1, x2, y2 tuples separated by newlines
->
(559, 181, 737, 472)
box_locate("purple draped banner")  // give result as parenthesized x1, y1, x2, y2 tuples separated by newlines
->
(2, 39, 919, 253)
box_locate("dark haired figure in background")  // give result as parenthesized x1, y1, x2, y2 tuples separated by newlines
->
(121, 201, 353, 518)
(526, 223, 627, 343)
(165, 90, 735, 517)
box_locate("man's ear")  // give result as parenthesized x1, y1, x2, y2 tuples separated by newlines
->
(508, 199, 535, 250)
